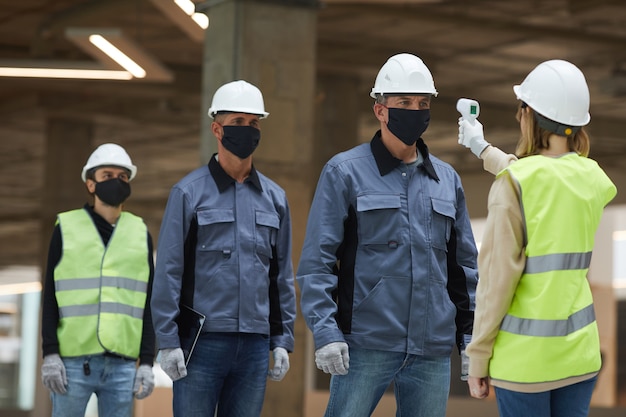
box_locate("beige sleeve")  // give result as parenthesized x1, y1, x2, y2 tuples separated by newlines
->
(481, 146, 518, 175)
(466, 170, 526, 378)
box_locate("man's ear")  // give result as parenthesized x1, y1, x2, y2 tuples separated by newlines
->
(373, 103, 386, 123)
(85, 179, 96, 194)
(211, 121, 223, 140)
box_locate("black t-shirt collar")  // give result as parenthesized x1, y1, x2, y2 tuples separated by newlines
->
(370, 131, 439, 181)
(208, 154, 263, 193)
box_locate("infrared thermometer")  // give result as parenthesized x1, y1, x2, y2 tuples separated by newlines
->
(456, 98, 480, 125)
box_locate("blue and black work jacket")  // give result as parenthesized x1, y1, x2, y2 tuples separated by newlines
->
(152, 155, 296, 352)
(297, 131, 478, 356)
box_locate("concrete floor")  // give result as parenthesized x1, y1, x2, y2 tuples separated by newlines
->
(304, 391, 626, 417)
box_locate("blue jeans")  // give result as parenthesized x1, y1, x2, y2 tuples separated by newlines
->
(494, 376, 597, 417)
(173, 332, 270, 417)
(324, 347, 450, 417)
(51, 355, 136, 417)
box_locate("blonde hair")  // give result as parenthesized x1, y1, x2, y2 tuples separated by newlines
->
(514, 103, 590, 158)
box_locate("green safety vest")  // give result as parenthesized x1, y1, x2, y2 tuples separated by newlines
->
(54, 209, 150, 359)
(489, 153, 616, 384)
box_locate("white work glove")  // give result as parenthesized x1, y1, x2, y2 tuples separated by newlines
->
(460, 350, 470, 381)
(41, 354, 67, 394)
(315, 342, 350, 375)
(458, 117, 490, 158)
(133, 364, 155, 399)
(268, 347, 290, 381)
(159, 348, 187, 381)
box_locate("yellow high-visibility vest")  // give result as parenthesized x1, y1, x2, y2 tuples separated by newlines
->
(54, 209, 150, 359)
(489, 153, 616, 384)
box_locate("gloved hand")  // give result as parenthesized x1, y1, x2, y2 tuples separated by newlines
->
(133, 364, 155, 399)
(41, 354, 67, 394)
(458, 117, 490, 158)
(460, 349, 470, 381)
(315, 342, 349, 375)
(159, 348, 187, 381)
(268, 347, 290, 381)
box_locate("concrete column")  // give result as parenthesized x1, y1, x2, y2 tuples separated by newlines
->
(313, 73, 361, 176)
(34, 117, 93, 417)
(198, 1, 318, 416)
(40, 118, 93, 250)
(302, 73, 362, 417)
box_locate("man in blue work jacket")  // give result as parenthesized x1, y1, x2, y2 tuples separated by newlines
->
(297, 53, 479, 417)
(151, 80, 296, 417)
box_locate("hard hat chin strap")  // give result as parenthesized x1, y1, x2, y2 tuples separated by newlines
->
(534, 112, 581, 137)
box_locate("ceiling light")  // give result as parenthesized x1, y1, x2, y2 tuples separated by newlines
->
(191, 12, 209, 29)
(66, 28, 173, 81)
(174, 0, 195, 15)
(0, 28, 173, 81)
(89, 34, 147, 78)
(174, 0, 209, 29)
(0, 65, 132, 80)
(150, 0, 208, 42)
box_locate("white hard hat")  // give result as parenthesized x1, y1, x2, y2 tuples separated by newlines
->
(513, 59, 590, 126)
(81, 143, 137, 182)
(208, 80, 269, 119)
(370, 53, 438, 98)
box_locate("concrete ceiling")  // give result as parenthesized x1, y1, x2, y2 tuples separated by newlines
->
(1, 0, 626, 267)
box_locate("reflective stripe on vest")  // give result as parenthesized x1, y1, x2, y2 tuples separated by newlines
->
(524, 251, 591, 274)
(54, 209, 149, 358)
(501, 303, 595, 337)
(59, 302, 146, 320)
(56, 276, 148, 320)
(488, 154, 615, 384)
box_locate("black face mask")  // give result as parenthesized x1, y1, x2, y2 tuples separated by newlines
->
(221, 125, 261, 159)
(94, 178, 131, 207)
(386, 108, 430, 146)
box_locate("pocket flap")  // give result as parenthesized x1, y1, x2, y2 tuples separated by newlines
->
(357, 194, 401, 212)
(255, 210, 280, 229)
(197, 208, 235, 225)
(431, 198, 455, 219)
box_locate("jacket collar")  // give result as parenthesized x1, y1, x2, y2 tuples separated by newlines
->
(209, 154, 263, 193)
(370, 131, 439, 181)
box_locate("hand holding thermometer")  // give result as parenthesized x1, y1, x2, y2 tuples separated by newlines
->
(456, 98, 489, 157)
(456, 98, 480, 126)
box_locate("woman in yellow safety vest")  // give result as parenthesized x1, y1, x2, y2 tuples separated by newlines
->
(457, 59, 617, 417)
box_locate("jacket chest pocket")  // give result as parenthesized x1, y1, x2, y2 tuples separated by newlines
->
(356, 194, 402, 245)
(430, 198, 455, 251)
(255, 210, 280, 258)
(196, 208, 235, 253)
